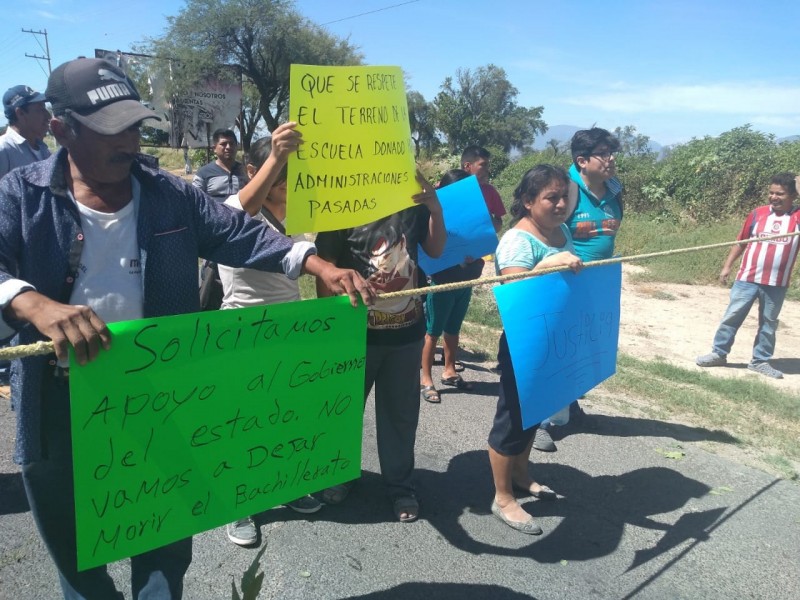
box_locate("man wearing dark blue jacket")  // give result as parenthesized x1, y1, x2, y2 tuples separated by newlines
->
(0, 57, 372, 600)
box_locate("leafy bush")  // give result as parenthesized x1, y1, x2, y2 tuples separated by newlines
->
(652, 126, 782, 221)
(493, 150, 572, 213)
(775, 139, 800, 173)
(614, 154, 660, 214)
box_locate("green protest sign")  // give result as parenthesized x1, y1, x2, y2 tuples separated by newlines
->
(69, 296, 366, 571)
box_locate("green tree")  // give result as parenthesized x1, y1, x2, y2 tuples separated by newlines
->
(546, 138, 564, 156)
(613, 125, 656, 158)
(648, 125, 778, 220)
(484, 144, 510, 179)
(614, 153, 658, 213)
(407, 90, 439, 158)
(774, 138, 800, 174)
(237, 80, 264, 154)
(146, 0, 362, 144)
(433, 64, 547, 154)
(494, 150, 572, 208)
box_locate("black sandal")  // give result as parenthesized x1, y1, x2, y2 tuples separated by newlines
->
(420, 385, 440, 403)
(440, 375, 473, 391)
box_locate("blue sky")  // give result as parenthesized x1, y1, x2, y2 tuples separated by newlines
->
(3, 0, 799, 145)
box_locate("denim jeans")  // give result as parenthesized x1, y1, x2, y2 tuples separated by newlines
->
(21, 376, 192, 600)
(712, 280, 787, 364)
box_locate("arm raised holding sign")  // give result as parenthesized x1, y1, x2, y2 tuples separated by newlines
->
(236, 122, 303, 217)
(413, 170, 447, 259)
(216, 122, 370, 547)
(252, 123, 379, 309)
(312, 169, 446, 523)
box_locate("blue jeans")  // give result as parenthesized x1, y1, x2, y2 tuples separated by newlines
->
(712, 280, 787, 364)
(21, 376, 192, 600)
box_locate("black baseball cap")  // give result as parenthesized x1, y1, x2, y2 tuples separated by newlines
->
(3, 85, 47, 120)
(46, 58, 161, 135)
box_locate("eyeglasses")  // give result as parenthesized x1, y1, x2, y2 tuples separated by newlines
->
(590, 150, 617, 161)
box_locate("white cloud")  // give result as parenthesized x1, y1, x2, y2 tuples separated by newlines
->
(750, 115, 800, 129)
(35, 9, 79, 22)
(565, 82, 800, 116)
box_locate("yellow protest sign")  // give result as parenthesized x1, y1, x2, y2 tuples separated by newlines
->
(286, 65, 419, 234)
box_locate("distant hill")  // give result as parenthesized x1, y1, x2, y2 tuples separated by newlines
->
(533, 124, 663, 155)
(777, 135, 800, 143)
(532, 125, 582, 150)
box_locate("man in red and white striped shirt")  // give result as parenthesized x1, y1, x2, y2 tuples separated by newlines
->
(697, 172, 799, 379)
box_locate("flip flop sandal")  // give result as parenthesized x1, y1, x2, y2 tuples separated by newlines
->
(454, 360, 465, 372)
(393, 495, 419, 523)
(420, 385, 440, 403)
(440, 375, 473, 391)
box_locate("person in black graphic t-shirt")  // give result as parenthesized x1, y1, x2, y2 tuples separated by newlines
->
(315, 172, 446, 522)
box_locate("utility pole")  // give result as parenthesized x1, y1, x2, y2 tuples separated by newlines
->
(21, 28, 51, 76)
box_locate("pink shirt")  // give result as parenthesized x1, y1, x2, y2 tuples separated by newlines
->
(736, 205, 800, 287)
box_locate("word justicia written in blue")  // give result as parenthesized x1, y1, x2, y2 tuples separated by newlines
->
(125, 309, 337, 374)
(529, 310, 616, 369)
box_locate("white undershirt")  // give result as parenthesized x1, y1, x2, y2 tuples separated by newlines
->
(69, 178, 144, 324)
(218, 194, 303, 308)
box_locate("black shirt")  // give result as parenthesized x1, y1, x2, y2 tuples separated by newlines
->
(316, 205, 430, 345)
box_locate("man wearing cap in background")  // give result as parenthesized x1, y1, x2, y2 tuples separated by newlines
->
(0, 85, 51, 179)
(0, 57, 373, 599)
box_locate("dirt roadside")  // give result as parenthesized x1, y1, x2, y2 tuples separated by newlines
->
(618, 264, 799, 395)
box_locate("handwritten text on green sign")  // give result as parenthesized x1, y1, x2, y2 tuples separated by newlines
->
(70, 297, 366, 570)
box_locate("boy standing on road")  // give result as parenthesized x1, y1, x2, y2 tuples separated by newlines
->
(566, 128, 624, 263)
(314, 174, 446, 522)
(461, 145, 506, 233)
(537, 128, 624, 451)
(696, 172, 799, 379)
(218, 124, 326, 546)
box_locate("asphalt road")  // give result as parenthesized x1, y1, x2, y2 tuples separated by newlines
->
(1, 357, 798, 600)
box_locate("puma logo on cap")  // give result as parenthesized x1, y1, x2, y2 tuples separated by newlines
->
(85, 67, 135, 105)
(98, 68, 128, 84)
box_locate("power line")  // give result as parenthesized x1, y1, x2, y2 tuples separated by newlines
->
(321, 1, 420, 26)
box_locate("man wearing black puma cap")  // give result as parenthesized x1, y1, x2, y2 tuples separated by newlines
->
(0, 57, 373, 599)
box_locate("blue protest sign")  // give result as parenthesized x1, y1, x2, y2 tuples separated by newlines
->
(418, 175, 498, 275)
(493, 263, 621, 429)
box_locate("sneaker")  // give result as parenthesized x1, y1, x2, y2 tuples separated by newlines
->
(533, 427, 557, 452)
(696, 352, 727, 367)
(285, 494, 323, 514)
(747, 362, 783, 379)
(226, 517, 258, 546)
